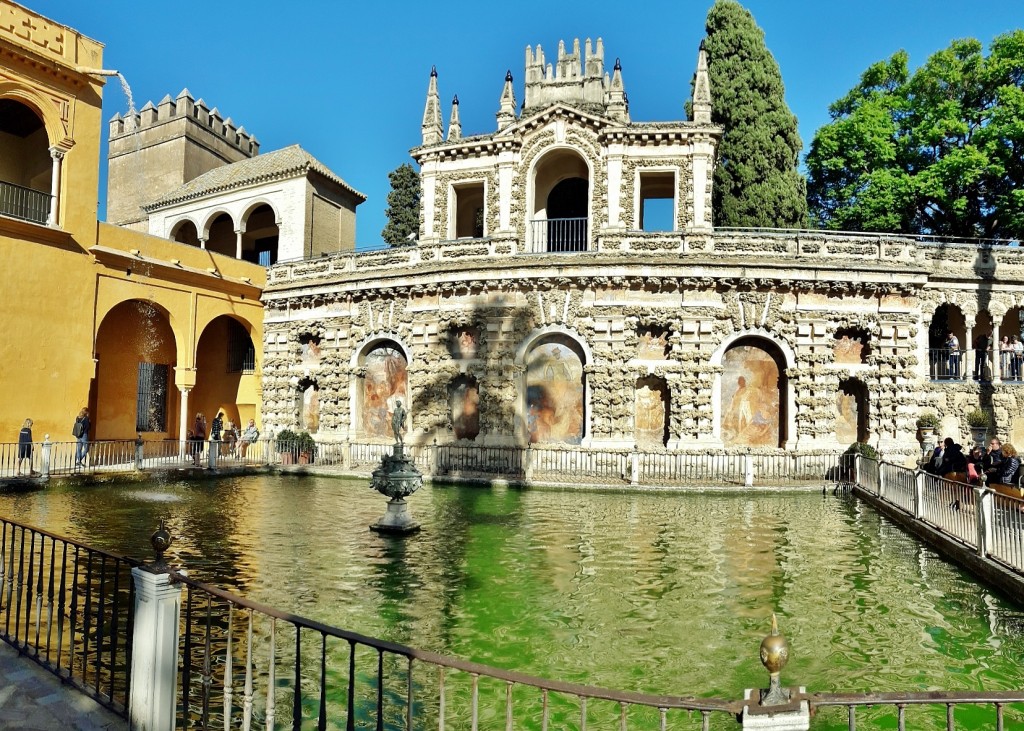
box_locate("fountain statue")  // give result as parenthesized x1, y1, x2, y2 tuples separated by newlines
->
(369, 400, 422, 533)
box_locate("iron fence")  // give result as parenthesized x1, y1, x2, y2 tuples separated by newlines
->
(530, 217, 589, 253)
(0, 517, 139, 718)
(0, 179, 51, 225)
(928, 348, 965, 381)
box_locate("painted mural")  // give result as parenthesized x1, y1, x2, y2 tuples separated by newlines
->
(449, 327, 479, 360)
(449, 377, 480, 440)
(362, 345, 408, 439)
(635, 377, 668, 448)
(834, 334, 865, 364)
(721, 344, 781, 447)
(637, 328, 669, 360)
(526, 342, 584, 444)
(301, 382, 320, 433)
(300, 336, 322, 367)
(835, 387, 859, 445)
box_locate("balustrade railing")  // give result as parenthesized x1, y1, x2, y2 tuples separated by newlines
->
(529, 217, 589, 253)
(0, 179, 51, 225)
(0, 517, 139, 716)
(928, 348, 966, 381)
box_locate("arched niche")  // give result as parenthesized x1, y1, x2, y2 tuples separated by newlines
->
(524, 334, 586, 444)
(241, 202, 279, 266)
(448, 375, 480, 441)
(170, 218, 200, 247)
(448, 325, 480, 360)
(635, 375, 669, 448)
(0, 99, 52, 224)
(299, 332, 322, 367)
(636, 326, 670, 360)
(357, 340, 409, 440)
(718, 337, 788, 448)
(836, 378, 869, 445)
(928, 303, 966, 380)
(297, 377, 319, 433)
(833, 327, 870, 365)
(529, 147, 591, 252)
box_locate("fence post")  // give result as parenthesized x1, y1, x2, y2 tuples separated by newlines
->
(135, 434, 145, 471)
(40, 435, 51, 478)
(975, 486, 993, 558)
(208, 439, 219, 470)
(129, 525, 182, 731)
(744, 454, 754, 487)
(342, 441, 351, 471)
(430, 439, 438, 476)
(878, 461, 887, 499)
(630, 446, 640, 486)
(913, 469, 925, 519)
(854, 454, 861, 486)
(524, 446, 534, 483)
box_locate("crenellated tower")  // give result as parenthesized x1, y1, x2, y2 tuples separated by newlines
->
(107, 88, 259, 230)
(522, 37, 626, 120)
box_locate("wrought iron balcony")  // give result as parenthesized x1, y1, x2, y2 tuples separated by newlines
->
(530, 217, 589, 252)
(0, 179, 51, 225)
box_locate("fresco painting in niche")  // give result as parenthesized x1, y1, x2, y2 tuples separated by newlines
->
(721, 344, 781, 447)
(302, 383, 320, 433)
(448, 327, 479, 360)
(835, 388, 859, 445)
(834, 335, 865, 365)
(526, 343, 584, 444)
(300, 335, 322, 366)
(362, 346, 408, 439)
(635, 377, 668, 448)
(449, 378, 480, 440)
(637, 328, 669, 360)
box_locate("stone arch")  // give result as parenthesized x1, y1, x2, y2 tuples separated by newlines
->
(836, 378, 870, 445)
(0, 84, 69, 150)
(0, 95, 59, 225)
(240, 200, 280, 266)
(448, 374, 480, 441)
(710, 331, 795, 449)
(169, 217, 201, 246)
(200, 209, 237, 257)
(526, 145, 593, 252)
(93, 299, 178, 439)
(516, 327, 590, 445)
(928, 303, 966, 380)
(352, 336, 410, 440)
(635, 375, 669, 448)
(192, 314, 259, 434)
(297, 377, 320, 434)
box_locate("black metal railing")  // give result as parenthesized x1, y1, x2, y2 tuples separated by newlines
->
(530, 217, 589, 252)
(0, 517, 139, 717)
(0, 180, 51, 225)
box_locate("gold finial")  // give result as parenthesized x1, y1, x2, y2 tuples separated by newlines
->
(759, 613, 791, 706)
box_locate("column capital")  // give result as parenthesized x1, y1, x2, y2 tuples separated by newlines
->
(174, 367, 197, 390)
(48, 145, 66, 161)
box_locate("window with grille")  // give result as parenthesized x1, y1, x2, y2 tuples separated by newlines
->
(227, 320, 256, 373)
(136, 363, 169, 432)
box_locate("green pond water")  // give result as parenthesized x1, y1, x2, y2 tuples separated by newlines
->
(2, 475, 1023, 729)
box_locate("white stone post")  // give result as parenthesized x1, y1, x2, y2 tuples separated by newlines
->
(744, 455, 755, 487)
(208, 440, 219, 470)
(178, 388, 191, 459)
(992, 316, 1004, 384)
(878, 461, 887, 500)
(630, 447, 639, 486)
(976, 487, 994, 558)
(854, 454, 861, 487)
(198, 236, 208, 250)
(41, 435, 51, 478)
(235, 229, 244, 259)
(914, 470, 925, 519)
(523, 446, 534, 484)
(129, 568, 182, 731)
(135, 434, 145, 471)
(47, 147, 64, 227)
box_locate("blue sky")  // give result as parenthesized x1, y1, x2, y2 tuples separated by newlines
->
(37, 1, 1022, 246)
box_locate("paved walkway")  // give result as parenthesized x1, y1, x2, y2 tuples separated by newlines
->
(0, 642, 126, 730)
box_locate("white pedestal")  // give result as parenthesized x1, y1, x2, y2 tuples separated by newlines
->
(129, 568, 182, 731)
(371, 498, 420, 534)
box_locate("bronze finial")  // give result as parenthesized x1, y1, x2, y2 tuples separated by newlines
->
(759, 613, 791, 706)
(150, 520, 173, 571)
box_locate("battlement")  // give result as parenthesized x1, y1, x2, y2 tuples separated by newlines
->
(522, 38, 626, 120)
(108, 88, 259, 157)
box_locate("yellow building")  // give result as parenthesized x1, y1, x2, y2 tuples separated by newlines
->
(0, 1, 265, 445)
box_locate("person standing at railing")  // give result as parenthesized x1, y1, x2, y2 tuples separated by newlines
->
(16, 418, 34, 476)
(945, 332, 960, 379)
(1000, 336, 1012, 379)
(973, 333, 990, 381)
(238, 419, 259, 458)
(222, 420, 237, 456)
(190, 412, 206, 467)
(1013, 336, 1024, 380)
(72, 407, 90, 468)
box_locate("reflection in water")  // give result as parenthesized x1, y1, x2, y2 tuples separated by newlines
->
(2, 477, 1023, 717)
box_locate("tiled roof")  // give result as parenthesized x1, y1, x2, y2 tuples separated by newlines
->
(145, 145, 365, 209)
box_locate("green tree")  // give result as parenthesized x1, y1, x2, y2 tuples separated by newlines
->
(381, 163, 421, 245)
(702, 1, 806, 228)
(806, 31, 1024, 239)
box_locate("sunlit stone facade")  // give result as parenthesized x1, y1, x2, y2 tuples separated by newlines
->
(260, 39, 1024, 462)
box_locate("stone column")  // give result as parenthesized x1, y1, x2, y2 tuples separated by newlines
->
(965, 325, 973, 381)
(47, 147, 64, 227)
(198, 236, 208, 250)
(235, 229, 244, 259)
(605, 145, 625, 229)
(129, 568, 182, 731)
(992, 316, 1004, 384)
(177, 389, 190, 452)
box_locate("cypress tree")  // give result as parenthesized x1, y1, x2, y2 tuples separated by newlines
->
(381, 163, 421, 245)
(703, 1, 806, 228)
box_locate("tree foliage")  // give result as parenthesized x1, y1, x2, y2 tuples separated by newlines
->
(703, 1, 806, 228)
(806, 31, 1024, 239)
(381, 163, 421, 245)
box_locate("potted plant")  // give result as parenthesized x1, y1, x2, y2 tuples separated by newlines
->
(295, 431, 316, 465)
(916, 412, 940, 441)
(276, 429, 298, 465)
(965, 408, 989, 448)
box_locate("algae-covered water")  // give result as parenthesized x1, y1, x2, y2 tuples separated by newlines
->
(2, 475, 1022, 728)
